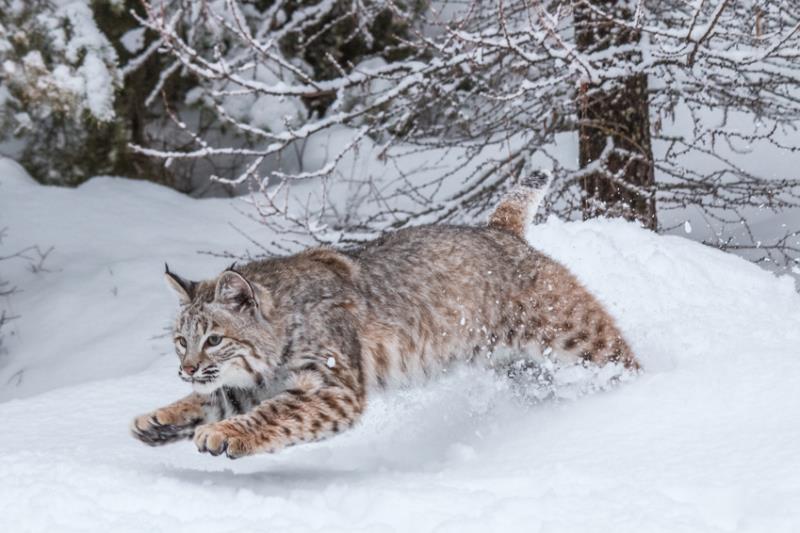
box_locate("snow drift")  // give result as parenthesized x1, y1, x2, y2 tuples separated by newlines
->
(1, 161, 800, 532)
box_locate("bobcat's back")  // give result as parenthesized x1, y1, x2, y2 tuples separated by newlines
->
(349, 224, 637, 388)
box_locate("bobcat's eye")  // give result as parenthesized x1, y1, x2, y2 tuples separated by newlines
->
(206, 334, 223, 347)
(176, 337, 187, 348)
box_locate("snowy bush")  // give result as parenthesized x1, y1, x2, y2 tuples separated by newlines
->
(0, 0, 424, 191)
(0, 0, 122, 184)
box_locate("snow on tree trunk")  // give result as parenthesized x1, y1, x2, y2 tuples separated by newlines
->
(575, 0, 656, 229)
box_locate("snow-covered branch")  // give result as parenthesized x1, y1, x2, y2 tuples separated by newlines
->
(130, 0, 800, 265)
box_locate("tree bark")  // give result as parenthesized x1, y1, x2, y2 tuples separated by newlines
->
(574, 0, 657, 230)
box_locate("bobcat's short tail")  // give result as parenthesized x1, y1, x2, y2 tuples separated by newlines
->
(488, 171, 552, 239)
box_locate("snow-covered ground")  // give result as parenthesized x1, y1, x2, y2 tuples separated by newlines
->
(2, 159, 800, 532)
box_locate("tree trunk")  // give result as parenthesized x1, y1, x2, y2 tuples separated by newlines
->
(574, 0, 656, 230)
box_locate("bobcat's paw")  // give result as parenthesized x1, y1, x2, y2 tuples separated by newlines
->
(193, 421, 256, 459)
(130, 409, 199, 446)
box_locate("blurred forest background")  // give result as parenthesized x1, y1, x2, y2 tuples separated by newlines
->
(1, 0, 799, 263)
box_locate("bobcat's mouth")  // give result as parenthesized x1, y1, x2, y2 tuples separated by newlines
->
(180, 358, 263, 392)
(178, 365, 220, 386)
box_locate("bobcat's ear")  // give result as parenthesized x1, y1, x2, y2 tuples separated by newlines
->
(214, 270, 271, 314)
(164, 263, 196, 304)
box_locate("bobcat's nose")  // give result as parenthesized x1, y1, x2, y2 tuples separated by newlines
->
(182, 364, 199, 376)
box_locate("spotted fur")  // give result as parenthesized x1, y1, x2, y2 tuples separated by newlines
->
(131, 188, 638, 458)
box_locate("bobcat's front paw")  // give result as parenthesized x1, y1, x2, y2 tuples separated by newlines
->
(130, 409, 200, 446)
(193, 421, 256, 459)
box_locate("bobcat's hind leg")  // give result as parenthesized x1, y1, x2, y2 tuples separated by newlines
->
(519, 260, 640, 371)
(131, 393, 208, 446)
(542, 317, 639, 371)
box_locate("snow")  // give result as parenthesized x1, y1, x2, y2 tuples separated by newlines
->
(2, 159, 800, 532)
(120, 28, 146, 54)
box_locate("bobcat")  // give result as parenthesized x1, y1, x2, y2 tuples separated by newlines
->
(131, 180, 638, 458)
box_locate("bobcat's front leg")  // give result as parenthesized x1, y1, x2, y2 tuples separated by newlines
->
(194, 376, 364, 459)
(131, 393, 208, 446)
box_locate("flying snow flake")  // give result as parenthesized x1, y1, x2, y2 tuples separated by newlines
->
(684, 221, 692, 234)
(460, 316, 466, 326)
(326, 356, 336, 368)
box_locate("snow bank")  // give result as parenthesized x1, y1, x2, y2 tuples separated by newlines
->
(1, 164, 800, 532)
(0, 162, 268, 397)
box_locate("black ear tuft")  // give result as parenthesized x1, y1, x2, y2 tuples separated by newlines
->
(164, 263, 197, 304)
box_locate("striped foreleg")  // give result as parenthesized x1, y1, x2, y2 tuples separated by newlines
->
(131, 393, 209, 446)
(193, 374, 364, 459)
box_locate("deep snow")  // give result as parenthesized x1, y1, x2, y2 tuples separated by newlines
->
(2, 160, 800, 532)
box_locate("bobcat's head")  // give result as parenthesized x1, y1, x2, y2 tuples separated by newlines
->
(164, 265, 283, 394)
